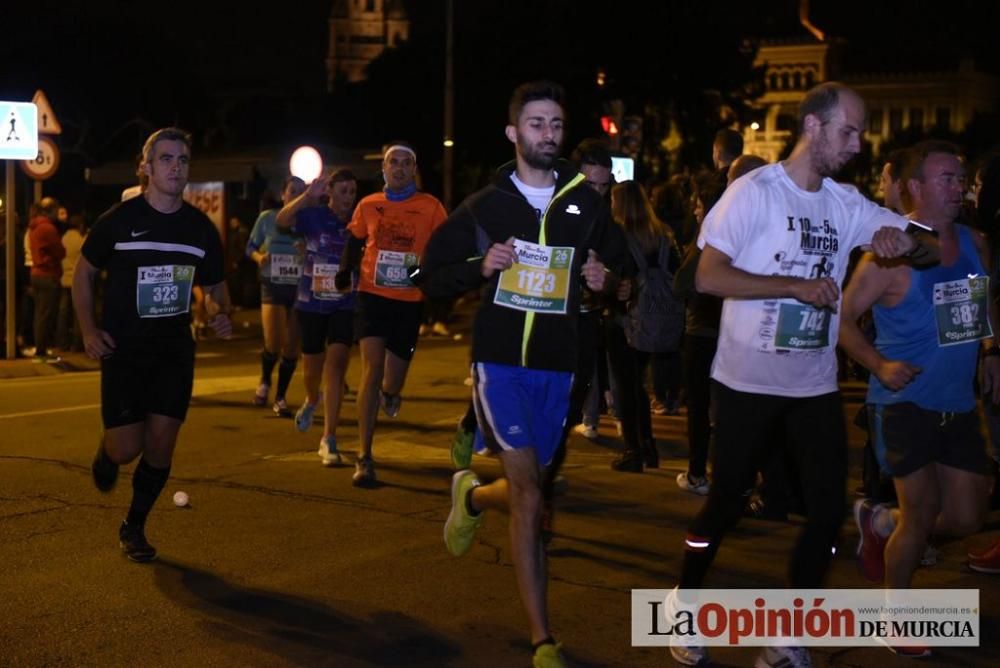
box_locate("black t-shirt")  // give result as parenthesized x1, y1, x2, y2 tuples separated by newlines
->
(82, 196, 225, 344)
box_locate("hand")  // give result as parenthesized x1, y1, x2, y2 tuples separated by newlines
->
(482, 236, 517, 278)
(255, 251, 269, 267)
(305, 177, 329, 201)
(869, 227, 916, 259)
(209, 313, 233, 340)
(791, 277, 840, 311)
(581, 249, 606, 292)
(982, 355, 1000, 404)
(616, 277, 632, 302)
(875, 359, 921, 391)
(334, 269, 352, 292)
(83, 328, 116, 360)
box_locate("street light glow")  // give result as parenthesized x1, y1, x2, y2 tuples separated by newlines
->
(443, 139, 455, 148)
(750, 121, 761, 131)
(289, 146, 323, 182)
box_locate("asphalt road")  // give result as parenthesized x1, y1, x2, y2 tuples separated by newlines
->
(1, 308, 998, 667)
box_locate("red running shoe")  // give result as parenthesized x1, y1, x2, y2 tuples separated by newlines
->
(854, 498, 888, 583)
(968, 539, 1000, 574)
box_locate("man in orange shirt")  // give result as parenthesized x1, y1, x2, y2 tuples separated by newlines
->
(339, 142, 447, 486)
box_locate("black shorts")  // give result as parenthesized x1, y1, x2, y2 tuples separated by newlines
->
(297, 309, 354, 354)
(354, 292, 423, 361)
(868, 402, 991, 478)
(100, 342, 195, 428)
(260, 281, 297, 306)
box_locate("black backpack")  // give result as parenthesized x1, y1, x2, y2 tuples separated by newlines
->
(623, 236, 685, 353)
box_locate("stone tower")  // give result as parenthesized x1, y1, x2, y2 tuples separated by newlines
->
(326, 0, 410, 93)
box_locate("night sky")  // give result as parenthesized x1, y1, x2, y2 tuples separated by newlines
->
(1, 0, 997, 208)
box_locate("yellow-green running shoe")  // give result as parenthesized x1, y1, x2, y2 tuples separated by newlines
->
(533, 642, 567, 668)
(444, 470, 482, 556)
(450, 422, 474, 470)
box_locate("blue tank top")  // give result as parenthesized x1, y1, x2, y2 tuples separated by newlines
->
(867, 226, 986, 412)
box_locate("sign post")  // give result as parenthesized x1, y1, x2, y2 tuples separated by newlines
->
(1, 100, 38, 360)
(22, 91, 62, 202)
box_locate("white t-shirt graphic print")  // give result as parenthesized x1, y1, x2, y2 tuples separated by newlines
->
(698, 163, 907, 397)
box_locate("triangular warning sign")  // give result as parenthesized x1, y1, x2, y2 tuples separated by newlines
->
(3, 106, 34, 149)
(32, 89, 61, 135)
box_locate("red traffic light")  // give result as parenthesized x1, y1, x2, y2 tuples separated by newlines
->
(600, 116, 619, 136)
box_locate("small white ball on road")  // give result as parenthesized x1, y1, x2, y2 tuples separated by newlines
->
(173, 491, 190, 507)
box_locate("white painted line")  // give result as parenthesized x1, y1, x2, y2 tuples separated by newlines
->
(0, 403, 102, 420)
(0, 375, 260, 420)
(0, 372, 100, 386)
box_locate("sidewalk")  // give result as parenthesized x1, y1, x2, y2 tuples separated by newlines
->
(0, 350, 101, 379)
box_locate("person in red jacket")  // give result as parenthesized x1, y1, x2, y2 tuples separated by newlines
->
(28, 197, 65, 360)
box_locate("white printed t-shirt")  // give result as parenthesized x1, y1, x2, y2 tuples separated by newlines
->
(697, 163, 908, 398)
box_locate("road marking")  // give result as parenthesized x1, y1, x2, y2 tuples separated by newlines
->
(0, 372, 99, 387)
(0, 403, 102, 420)
(0, 375, 260, 420)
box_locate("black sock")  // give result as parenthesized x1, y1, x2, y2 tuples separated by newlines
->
(275, 357, 297, 401)
(260, 350, 279, 386)
(532, 637, 556, 651)
(126, 458, 171, 527)
(464, 485, 481, 517)
(679, 540, 722, 589)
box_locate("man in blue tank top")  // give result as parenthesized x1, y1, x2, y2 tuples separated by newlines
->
(840, 141, 998, 657)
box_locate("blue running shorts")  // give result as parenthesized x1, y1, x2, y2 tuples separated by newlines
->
(471, 361, 573, 466)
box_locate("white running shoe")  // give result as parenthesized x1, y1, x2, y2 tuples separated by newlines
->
(665, 587, 708, 666)
(676, 472, 710, 496)
(318, 436, 343, 467)
(253, 383, 269, 406)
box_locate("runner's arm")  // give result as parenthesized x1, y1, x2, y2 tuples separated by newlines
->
(276, 179, 326, 229)
(839, 254, 919, 391)
(202, 280, 234, 339)
(695, 244, 839, 308)
(72, 256, 116, 358)
(418, 208, 488, 298)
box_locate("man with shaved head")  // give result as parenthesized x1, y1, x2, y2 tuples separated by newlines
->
(666, 83, 935, 668)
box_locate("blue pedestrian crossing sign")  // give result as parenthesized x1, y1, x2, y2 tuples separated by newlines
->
(0, 101, 38, 160)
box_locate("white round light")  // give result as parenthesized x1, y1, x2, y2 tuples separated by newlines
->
(289, 146, 323, 182)
(750, 122, 761, 131)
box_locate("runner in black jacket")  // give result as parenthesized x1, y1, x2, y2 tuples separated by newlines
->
(420, 157, 621, 371)
(419, 81, 622, 668)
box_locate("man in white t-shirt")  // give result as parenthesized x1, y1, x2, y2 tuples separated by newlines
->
(666, 82, 932, 668)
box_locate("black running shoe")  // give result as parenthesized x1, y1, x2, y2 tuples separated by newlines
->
(119, 521, 157, 563)
(91, 441, 119, 493)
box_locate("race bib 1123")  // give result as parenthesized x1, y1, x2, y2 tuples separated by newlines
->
(493, 240, 574, 314)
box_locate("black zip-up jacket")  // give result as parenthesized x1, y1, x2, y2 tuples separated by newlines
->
(420, 159, 623, 373)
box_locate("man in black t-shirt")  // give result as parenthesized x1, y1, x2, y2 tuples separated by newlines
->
(73, 127, 232, 563)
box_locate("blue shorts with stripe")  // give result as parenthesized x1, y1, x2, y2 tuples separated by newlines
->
(471, 362, 573, 467)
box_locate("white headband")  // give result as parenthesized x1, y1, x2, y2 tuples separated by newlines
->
(384, 145, 417, 161)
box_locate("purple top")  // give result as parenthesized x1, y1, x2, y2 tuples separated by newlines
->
(293, 206, 356, 313)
